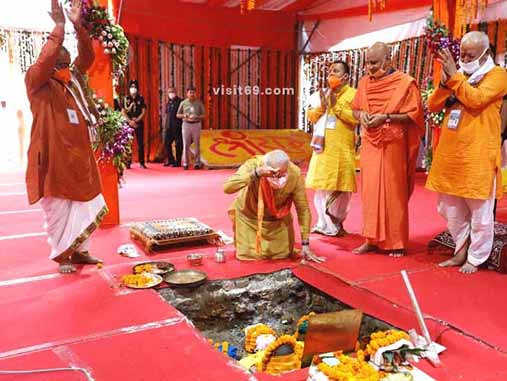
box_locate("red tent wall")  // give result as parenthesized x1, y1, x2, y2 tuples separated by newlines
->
(116, 0, 298, 50)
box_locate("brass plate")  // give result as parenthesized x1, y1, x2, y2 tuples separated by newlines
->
(164, 269, 208, 288)
(132, 261, 175, 275)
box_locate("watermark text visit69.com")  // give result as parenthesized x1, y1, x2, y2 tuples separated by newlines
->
(211, 85, 294, 96)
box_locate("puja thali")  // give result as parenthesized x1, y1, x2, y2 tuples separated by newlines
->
(133, 261, 175, 275)
(121, 273, 164, 289)
(164, 269, 208, 288)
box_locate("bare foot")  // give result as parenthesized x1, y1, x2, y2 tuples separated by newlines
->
(58, 262, 77, 274)
(389, 249, 405, 257)
(352, 242, 378, 255)
(459, 261, 478, 274)
(438, 241, 468, 267)
(71, 251, 103, 265)
(335, 223, 347, 237)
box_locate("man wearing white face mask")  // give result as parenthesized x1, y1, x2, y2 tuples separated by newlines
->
(122, 80, 147, 169)
(224, 150, 324, 263)
(426, 31, 507, 274)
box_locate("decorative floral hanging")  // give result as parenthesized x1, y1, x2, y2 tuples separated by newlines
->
(454, 0, 489, 37)
(240, 0, 256, 15)
(65, 0, 129, 76)
(368, 0, 386, 21)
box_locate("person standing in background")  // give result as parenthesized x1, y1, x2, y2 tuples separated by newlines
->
(122, 80, 147, 169)
(176, 87, 205, 170)
(164, 87, 183, 167)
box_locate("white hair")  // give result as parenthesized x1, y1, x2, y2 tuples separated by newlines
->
(461, 31, 490, 50)
(264, 149, 289, 168)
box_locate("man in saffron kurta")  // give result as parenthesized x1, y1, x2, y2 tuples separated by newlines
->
(25, 0, 107, 273)
(426, 32, 507, 274)
(352, 42, 424, 256)
(306, 61, 358, 236)
(224, 150, 323, 263)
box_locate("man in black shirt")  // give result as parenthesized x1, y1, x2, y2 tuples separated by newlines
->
(163, 87, 183, 167)
(122, 80, 147, 169)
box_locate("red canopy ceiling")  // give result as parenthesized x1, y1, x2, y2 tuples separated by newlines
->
(115, 0, 433, 50)
(175, 0, 433, 19)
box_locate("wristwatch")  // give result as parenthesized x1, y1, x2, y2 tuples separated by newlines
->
(385, 113, 392, 124)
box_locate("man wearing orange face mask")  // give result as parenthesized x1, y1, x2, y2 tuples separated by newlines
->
(224, 150, 324, 263)
(25, 0, 107, 274)
(352, 42, 424, 257)
(306, 61, 358, 237)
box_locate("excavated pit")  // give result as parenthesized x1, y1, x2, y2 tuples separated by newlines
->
(159, 269, 394, 357)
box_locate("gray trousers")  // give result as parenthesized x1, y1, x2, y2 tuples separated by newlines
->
(182, 121, 201, 166)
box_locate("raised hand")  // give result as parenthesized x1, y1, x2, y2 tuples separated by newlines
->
(256, 165, 279, 178)
(65, 0, 82, 27)
(49, 0, 65, 26)
(437, 48, 458, 78)
(318, 87, 327, 110)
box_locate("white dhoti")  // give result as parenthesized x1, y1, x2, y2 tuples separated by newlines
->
(40, 194, 108, 260)
(437, 182, 496, 267)
(313, 190, 352, 234)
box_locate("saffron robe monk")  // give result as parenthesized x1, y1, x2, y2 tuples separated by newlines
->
(25, 0, 106, 274)
(224, 150, 324, 263)
(352, 42, 424, 256)
(426, 31, 507, 274)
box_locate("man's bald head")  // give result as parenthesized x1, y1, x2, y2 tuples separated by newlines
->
(366, 42, 392, 78)
(460, 31, 490, 64)
(367, 42, 390, 59)
(264, 149, 289, 170)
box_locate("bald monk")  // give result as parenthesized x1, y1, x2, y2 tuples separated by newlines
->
(224, 150, 324, 263)
(25, 0, 107, 273)
(426, 31, 507, 274)
(352, 42, 424, 256)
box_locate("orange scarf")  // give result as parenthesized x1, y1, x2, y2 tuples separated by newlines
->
(256, 177, 293, 255)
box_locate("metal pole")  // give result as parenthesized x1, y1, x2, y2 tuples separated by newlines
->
(400, 270, 432, 346)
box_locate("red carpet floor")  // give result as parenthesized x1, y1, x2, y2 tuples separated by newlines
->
(0, 165, 506, 381)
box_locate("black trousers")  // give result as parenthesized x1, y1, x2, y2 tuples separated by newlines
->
(130, 122, 145, 165)
(164, 125, 183, 164)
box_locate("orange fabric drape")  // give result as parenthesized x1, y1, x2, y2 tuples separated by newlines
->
(87, 0, 119, 225)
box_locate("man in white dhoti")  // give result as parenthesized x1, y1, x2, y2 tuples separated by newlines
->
(305, 61, 358, 236)
(426, 31, 507, 274)
(25, 0, 107, 273)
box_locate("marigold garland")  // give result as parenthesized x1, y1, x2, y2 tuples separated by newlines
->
(316, 352, 380, 381)
(245, 324, 276, 352)
(260, 335, 299, 372)
(365, 330, 410, 357)
(293, 312, 315, 340)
